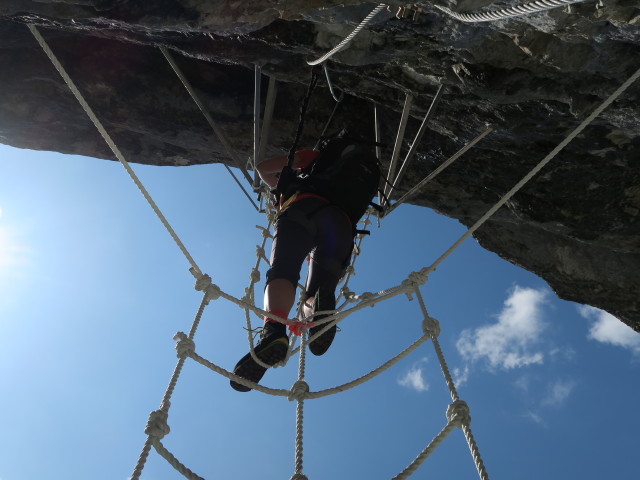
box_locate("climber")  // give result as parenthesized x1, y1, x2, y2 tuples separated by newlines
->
(230, 135, 381, 392)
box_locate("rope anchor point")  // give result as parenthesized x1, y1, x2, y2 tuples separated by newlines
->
(446, 400, 471, 429)
(288, 380, 310, 401)
(422, 315, 441, 338)
(145, 409, 171, 440)
(174, 332, 195, 358)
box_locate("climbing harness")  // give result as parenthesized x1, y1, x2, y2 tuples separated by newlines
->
(26, 10, 640, 480)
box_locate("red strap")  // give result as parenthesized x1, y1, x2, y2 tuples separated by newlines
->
(264, 308, 289, 325)
(288, 322, 303, 337)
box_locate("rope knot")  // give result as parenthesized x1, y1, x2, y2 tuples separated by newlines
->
(256, 225, 273, 239)
(446, 400, 471, 428)
(359, 292, 375, 304)
(145, 409, 170, 440)
(344, 265, 356, 276)
(193, 272, 212, 292)
(250, 268, 261, 283)
(289, 475, 309, 480)
(266, 209, 278, 225)
(174, 332, 195, 358)
(256, 246, 267, 260)
(404, 270, 428, 290)
(204, 284, 222, 303)
(422, 315, 441, 338)
(240, 293, 253, 307)
(340, 286, 357, 303)
(288, 380, 310, 401)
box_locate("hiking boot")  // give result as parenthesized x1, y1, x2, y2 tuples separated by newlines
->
(308, 288, 337, 356)
(230, 322, 289, 392)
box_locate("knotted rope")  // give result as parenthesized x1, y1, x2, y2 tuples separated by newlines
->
(447, 400, 471, 428)
(30, 12, 640, 480)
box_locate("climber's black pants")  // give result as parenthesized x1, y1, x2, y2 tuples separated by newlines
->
(266, 197, 353, 298)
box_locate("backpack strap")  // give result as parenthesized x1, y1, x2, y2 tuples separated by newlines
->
(274, 164, 298, 199)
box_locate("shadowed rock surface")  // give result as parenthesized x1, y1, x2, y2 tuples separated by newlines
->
(1, 1, 638, 329)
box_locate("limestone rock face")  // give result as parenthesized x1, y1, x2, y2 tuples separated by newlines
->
(1, 1, 639, 329)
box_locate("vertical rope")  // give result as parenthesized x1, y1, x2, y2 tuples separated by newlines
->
(415, 288, 460, 402)
(27, 24, 204, 277)
(462, 425, 490, 480)
(129, 439, 153, 480)
(423, 64, 640, 275)
(130, 291, 210, 479)
(293, 330, 308, 476)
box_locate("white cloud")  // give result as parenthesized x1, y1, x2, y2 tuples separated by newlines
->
(541, 379, 576, 407)
(513, 375, 531, 392)
(456, 286, 548, 370)
(578, 305, 640, 356)
(523, 410, 545, 426)
(453, 365, 470, 387)
(398, 358, 429, 392)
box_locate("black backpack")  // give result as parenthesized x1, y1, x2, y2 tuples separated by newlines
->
(278, 135, 383, 227)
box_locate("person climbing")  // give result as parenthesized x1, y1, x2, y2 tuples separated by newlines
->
(230, 135, 381, 392)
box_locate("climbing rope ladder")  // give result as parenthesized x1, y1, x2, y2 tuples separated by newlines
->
(26, 2, 640, 477)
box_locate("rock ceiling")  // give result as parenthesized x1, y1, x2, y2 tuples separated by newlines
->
(0, 1, 639, 328)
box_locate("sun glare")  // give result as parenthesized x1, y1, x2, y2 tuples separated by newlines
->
(0, 221, 30, 274)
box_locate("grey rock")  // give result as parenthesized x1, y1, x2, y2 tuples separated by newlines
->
(0, 0, 638, 330)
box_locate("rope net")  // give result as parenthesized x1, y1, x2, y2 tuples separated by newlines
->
(131, 193, 490, 480)
(26, 15, 640, 480)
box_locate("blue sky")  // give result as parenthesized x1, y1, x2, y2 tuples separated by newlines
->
(1, 143, 639, 480)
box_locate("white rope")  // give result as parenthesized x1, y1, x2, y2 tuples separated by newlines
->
(36, 7, 634, 476)
(306, 334, 430, 399)
(435, 0, 593, 23)
(27, 19, 497, 480)
(27, 24, 204, 278)
(293, 330, 309, 475)
(424, 64, 640, 276)
(152, 440, 206, 480)
(130, 291, 210, 480)
(386, 126, 494, 216)
(391, 421, 458, 480)
(121, 47, 638, 480)
(463, 424, 490, 480)
(307, 3, 388, 66)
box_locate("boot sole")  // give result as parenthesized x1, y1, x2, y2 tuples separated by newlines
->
(309, 288, 337, 356)
(230, 338, 289, 392)
(309, 323, 336, 356)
